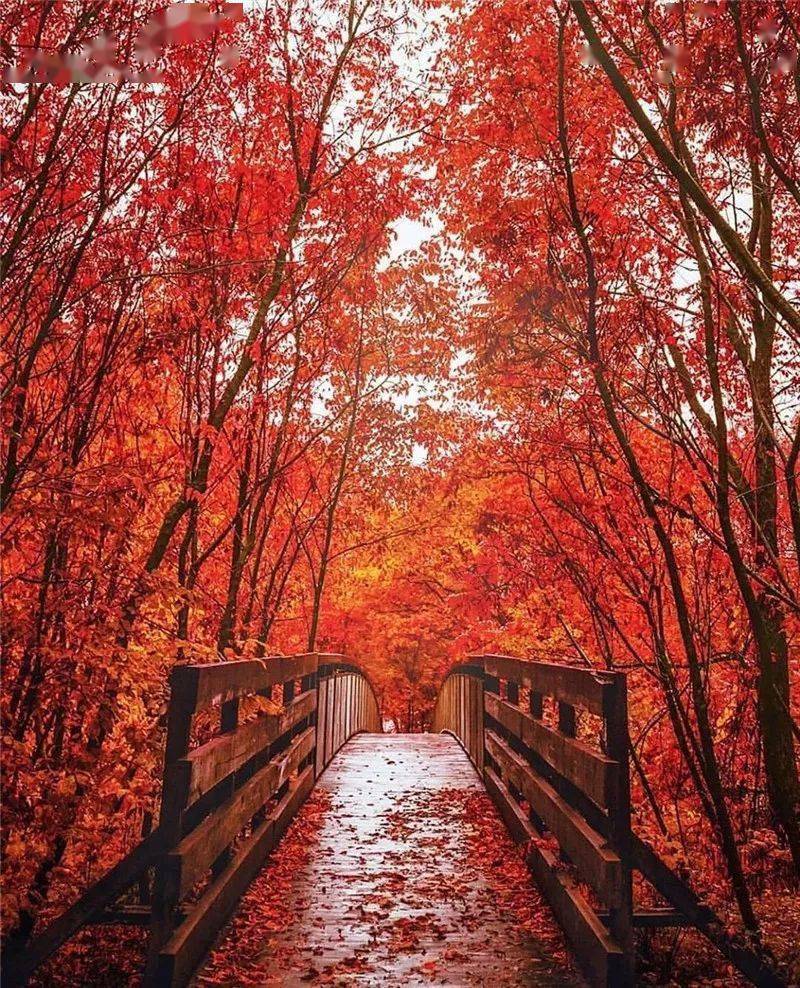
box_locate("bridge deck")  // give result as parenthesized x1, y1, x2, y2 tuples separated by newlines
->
(197, 733, 582, 986)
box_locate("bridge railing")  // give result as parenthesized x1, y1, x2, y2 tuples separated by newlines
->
(316, 659, 382, 773)
(431, 654, 633, 988)
(431, 656, 785, 988)
(430, 662, 485, 773)
(147, 652, 380, 985)
(7, 652, 380, 988)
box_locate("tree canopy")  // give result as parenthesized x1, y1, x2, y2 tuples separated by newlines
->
(2, 0, 799, 980)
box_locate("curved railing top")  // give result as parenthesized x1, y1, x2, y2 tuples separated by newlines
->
(437, 659, 484, 684)
(168, 651, 379, 707)
(435, 652, 626, 703)
(315, 654, 382, 712)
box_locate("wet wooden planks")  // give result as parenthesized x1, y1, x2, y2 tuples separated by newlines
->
(196, 733, 582, 987)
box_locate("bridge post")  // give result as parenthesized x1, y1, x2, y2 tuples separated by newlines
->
(315, 659, 327, 775)
(601, 673, 634, 984)
(144, 667, 194, 983)
(301, 667, 316, 772)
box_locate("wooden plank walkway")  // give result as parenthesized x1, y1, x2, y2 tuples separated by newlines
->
(196, 733, 583, 986)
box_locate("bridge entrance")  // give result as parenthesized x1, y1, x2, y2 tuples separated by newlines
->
(9, 653, 783, 988)
(199, 732, 580, 986)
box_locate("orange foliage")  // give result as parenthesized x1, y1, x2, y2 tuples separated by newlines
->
(2, 0, 799, 980)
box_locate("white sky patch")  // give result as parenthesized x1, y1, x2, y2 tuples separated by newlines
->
(386, 214, 443, 262)
(235, 2, 469, 471)
(411, 442, 428, 465)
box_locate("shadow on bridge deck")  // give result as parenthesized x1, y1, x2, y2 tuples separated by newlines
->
(196, 733, 583, 987)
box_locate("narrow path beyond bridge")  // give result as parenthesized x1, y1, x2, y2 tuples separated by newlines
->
(197, 733, 582, 987)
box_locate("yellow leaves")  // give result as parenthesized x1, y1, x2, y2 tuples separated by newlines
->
(5, 834, 27, 863)
(56, 775, 78, 799)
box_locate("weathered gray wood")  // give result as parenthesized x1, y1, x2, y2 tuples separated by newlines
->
(484, 763, 536, 845)
(472, 675, 484, 772)
(324, 670, 335, 765)
(168, 727, 315, 898)
(156, 765, 315, 988)
(480, 655, 613, 716)
(315, 676, 329, 775)
(181, 690, 316, 806)
(333, 673, 342, 754)
(173, 654, 319, 712)
(430, 670, 484, 773)
(435, 664, 477, 738)
(485, 767, 628, 988)
(601, 672, 633, 981)
(485, 730, 623, 906)
(146, 681, 195, 978)
(485, 692, 617, 807)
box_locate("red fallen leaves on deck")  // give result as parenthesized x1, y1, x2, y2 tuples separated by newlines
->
(196, 748, 578, 986)
(198, 789, 332, 986)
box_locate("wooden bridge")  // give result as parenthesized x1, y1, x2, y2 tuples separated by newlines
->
(7, 654, 784, 988)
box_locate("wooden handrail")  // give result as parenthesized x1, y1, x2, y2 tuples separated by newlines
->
(431, 653, 632, 987)
(431, 654, 784, 988)
(12, 652, 780, 988)
(8, 653, 381, 988)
